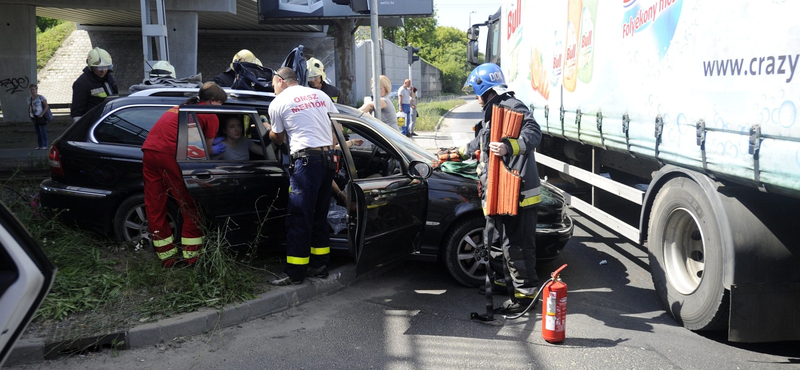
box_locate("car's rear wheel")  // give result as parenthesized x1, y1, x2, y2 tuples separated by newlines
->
(443, 217, 488, 287)
(113, 194, 179, 249)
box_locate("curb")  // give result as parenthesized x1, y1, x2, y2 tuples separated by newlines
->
(434, 103, 463, 132)
(7, 262, 365, 366)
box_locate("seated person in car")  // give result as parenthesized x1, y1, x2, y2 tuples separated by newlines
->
(212, 115, 265, 160)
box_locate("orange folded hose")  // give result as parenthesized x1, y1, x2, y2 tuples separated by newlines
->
(486, 105, 503, 215)
(486, 105, 523, 216)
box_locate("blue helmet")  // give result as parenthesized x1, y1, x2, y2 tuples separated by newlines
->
(464, 63, 506, 97)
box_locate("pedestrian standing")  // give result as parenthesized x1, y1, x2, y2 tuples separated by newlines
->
(71, 47, 118, 123)
(397, 79, 412, 136)
(458, 63, 543, 314)
(408, 86, 418, 136)
(141, 82, 228, 267)
(359, 75, 398, 131)
(27, 84, 49, 150)
(268, 67, 339, 286)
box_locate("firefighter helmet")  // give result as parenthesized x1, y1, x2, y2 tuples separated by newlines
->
(307, 58, 326, 81)
(229, 49, 262, 70)
(464, 63, 506, 97)
(149, 60, 176, 78)
(86, 47, 113, 69)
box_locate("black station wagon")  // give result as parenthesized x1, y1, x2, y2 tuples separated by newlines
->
(39, 88, 573, 286)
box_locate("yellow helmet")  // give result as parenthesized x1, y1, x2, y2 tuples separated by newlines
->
(86, 47, 113, 68)
(306, 57, 326, 80)
(230, 49, 262, 70)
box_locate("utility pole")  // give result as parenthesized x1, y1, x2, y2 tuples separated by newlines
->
(370, 0, 381, 121)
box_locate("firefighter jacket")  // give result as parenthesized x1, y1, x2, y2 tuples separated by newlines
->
(71, 67, 118, 118)
(458, 92, 543, 211)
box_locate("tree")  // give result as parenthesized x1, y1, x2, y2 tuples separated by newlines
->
(382, 17, 472, 93)
(36, 17, 62, 33)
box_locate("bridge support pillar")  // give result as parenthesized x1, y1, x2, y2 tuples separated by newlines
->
(166, 11, 198, 79)
(0, 4, 37, 123)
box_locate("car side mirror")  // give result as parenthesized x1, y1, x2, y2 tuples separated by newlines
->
(408, 160, 432, 179)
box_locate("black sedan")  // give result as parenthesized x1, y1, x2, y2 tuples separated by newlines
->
(39, 88, 573, 286)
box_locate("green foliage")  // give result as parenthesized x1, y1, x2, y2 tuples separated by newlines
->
(3, 176, 277, 342)
(36, 21, 75, 71)
(36, 17, 62, 33)
(382, 18, 471, 94)
(414, 99, 466, 131)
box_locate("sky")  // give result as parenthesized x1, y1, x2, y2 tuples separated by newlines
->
(433, 0, 503, 31)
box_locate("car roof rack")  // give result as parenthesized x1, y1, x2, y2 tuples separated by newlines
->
(129, 87, 276, 101)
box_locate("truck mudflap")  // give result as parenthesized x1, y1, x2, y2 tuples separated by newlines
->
(729, 283, 800, 342)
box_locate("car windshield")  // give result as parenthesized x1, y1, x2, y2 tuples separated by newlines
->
(336, 104, 436, 164)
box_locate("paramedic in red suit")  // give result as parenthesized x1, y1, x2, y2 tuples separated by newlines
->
(268, 67, 338, 286)
(142, 82, 228, 267)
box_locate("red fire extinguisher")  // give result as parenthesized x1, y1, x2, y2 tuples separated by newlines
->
(542, 264, 568, 343)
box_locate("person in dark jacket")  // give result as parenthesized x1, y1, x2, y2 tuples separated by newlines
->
(306, 58, 340, 103)
(213, 49, 261, 87)
(458, 63, 543, 314)
(71, 47, 118, 122)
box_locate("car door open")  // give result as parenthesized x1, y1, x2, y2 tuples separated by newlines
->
(331, 115, 426, 275)
(176, 105, 289, 247)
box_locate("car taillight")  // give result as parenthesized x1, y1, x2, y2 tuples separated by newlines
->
(48, 146, 63, 177)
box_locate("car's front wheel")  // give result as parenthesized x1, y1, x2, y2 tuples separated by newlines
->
(113, 193, 179, 249)
(443, 217, 488, 287)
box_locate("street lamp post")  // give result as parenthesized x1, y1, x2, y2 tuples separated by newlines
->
(469, 10, 476, 29)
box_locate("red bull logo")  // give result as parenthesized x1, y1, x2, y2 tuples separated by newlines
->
(507, 0, 522, 40)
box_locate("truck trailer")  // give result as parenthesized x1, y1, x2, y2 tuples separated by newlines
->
(468, 0, 800, 342)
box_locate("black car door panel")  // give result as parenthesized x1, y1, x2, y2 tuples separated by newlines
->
(177, 108, 288, 247)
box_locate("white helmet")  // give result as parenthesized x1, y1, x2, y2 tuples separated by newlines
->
(86, 47, 113, 68)
(149, 60, 176, 78)
(306, 57, 326, 80)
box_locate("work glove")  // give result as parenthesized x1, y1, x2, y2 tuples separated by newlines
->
(212, 137, 226, 155)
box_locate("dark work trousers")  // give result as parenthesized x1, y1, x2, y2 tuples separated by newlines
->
(485, 206, 539, 296)
(285, 155, 335, 280)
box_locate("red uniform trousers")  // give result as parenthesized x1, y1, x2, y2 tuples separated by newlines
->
(142, 149, 204, 266)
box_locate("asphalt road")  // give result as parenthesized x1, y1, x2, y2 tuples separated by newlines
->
(10, 210, 798, 370)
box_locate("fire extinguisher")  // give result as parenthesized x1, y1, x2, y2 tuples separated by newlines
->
(542, 264, 568, 343)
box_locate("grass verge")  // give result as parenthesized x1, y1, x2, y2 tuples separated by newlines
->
(3, 175, 281, 345)
(413, 98, 468, 132)
(37, 22, 76, 71)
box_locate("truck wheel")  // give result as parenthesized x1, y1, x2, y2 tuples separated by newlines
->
(113, 194, 179, 248)
(647, 177, 728, 331)
(443, 217, 487, 287)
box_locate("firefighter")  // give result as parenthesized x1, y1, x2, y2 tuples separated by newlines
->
(268, 67, 338, 286)
(141, 82, 228, 267)
(306, 58, 340, 103)
(213, 49, 262, 88)
(458, 63, 543, 313)
(71, 47, 118, 123)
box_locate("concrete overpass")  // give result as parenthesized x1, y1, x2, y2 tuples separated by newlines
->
(0, 1, 440, 123)
(0, 0, 344, 122)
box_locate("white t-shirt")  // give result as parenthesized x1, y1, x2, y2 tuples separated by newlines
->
(269, 85, 338, 155)
(398, 86, 412, 105)
(27, 95, 46, 117)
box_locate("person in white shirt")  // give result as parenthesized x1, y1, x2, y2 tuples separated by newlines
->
(268, 67, 339, 286)
(397, 79, 412, 136)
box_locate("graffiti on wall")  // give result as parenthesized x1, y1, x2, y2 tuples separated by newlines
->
(0, 76, 30, 94)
